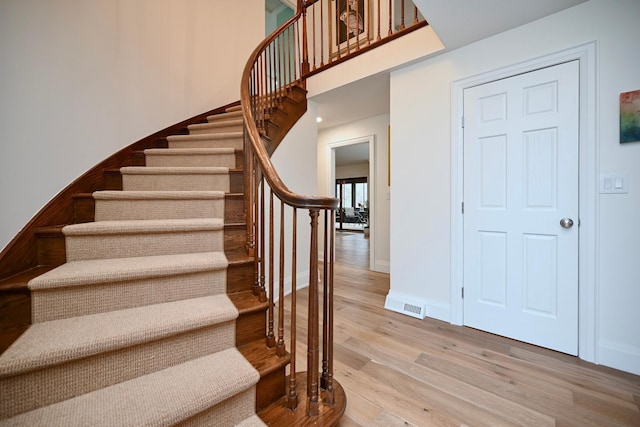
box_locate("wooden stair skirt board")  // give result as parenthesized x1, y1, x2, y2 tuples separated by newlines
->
(0, 104, 277, 426)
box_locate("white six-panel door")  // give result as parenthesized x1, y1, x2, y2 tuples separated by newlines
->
(463, 61, 579, 355)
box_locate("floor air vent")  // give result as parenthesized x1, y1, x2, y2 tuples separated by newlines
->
(384, 293, 426, 319)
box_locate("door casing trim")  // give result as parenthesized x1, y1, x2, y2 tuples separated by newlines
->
(450, 41, 598, 363)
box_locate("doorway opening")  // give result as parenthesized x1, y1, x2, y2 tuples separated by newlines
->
(335, 177, 368, 231)
(329, 135, 375, 270)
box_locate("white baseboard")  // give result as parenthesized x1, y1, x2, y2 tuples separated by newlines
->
(598, 340, 640, 376)
(423, 299, 451, 323)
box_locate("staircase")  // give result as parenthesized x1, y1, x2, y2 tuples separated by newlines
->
(0, 105, 286, 426)
(0, 0, 428, 421)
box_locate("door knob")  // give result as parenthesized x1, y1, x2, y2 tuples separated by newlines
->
(560, 218, 574, 229)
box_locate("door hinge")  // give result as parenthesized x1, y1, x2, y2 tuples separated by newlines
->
(461, 287, 464, 298)
(461, 116, 465, 128)
(461, 201, 464, 214)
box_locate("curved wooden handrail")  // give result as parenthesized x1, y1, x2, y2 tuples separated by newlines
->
(240, 14, 338, 211)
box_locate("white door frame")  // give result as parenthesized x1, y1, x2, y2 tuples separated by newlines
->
(450, 42, 599, 363)
(328, 135, 376, 271)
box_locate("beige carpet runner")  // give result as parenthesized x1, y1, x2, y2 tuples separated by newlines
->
(0, 106, 266, 426)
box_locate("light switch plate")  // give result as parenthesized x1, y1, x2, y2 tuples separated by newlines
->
(600, 173, 629, 194)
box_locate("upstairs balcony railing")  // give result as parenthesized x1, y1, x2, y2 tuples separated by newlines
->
(241, 0, 425, 420)
(302, 0, 427, 76)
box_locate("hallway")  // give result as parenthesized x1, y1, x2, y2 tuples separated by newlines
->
(335, 230, 369, 269)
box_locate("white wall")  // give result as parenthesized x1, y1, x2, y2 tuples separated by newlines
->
(0, 0, 264, 251)
(307, 26, 443, 98)
(269, 104, 320, 297)
(318, 113, 390, 272)
(336, 162, 369, 180)
(390, 0, 640, 374)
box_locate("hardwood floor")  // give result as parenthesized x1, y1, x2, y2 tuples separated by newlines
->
(334, 230, 370, 269)
(286, 231, 640, 426)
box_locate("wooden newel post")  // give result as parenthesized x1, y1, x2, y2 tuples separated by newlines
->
(307, 209, 320, 416)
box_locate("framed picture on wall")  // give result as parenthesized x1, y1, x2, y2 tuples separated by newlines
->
(334, 0, 371, 56)
(620, 89, 640, 143)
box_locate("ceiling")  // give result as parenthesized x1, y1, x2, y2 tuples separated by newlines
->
(314, 72, 390, 131)
(335, 143, 370, 167)
(412, 0, 588, 50)
(309, 0, 587, 164)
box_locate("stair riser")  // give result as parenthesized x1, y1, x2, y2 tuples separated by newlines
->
(32, 270, 227, 323)
(122, 174, 230, 192)
(230, 171, 244, 194)
(104, 170, 123, 190)
(167, 137, 243, 150)
(225, 225, 247, 254)
(227, 262, 255, 294)
(37, 236, 66, 266)
(0, 321, 236, 418)
(73, 197, 95, 224)
(145, 153, 236, 168)
(95, 199, 225, 222)
(256, 368, 287, 412)
(236, 311, 266, 347)
(225, 195, 244, 223)
(66, 229, 223, 262)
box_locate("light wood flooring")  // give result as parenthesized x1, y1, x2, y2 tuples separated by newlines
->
(286, 230, 640, 426)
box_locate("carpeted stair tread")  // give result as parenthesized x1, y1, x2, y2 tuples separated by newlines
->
(0, 295, 238, 377)
(63, 218, 224, 262)
(93, 190, 225, 201)
(167, 132, 243, 142)
(0, 348, 259, 427)
(28, 252, 228, 290)
(226, 104, 242, 113)
(28, 252, 229, 322)
(207, 110, 243, 121)
(188, 119, 243, 134)
(94, 191, 226, 221)
(120, 167, 230, 192)
(144, 148, 236, 168)
(120, 166, 230, 175)
(144, 147, 236, 155)
(63, 218, 224, 236)
(165, 133, 243, 150)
